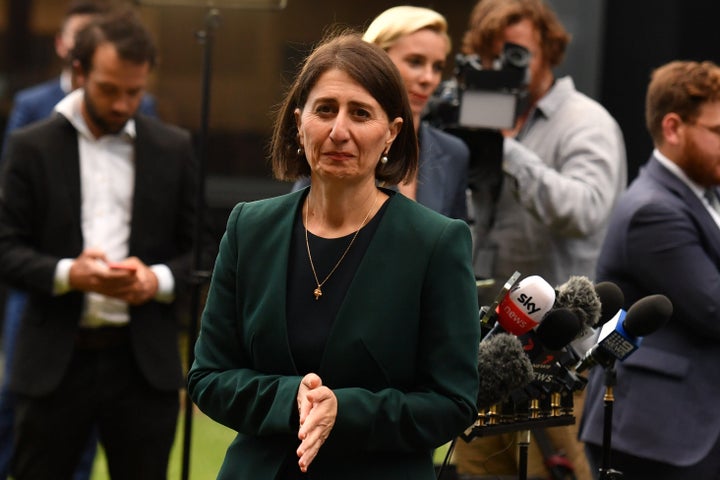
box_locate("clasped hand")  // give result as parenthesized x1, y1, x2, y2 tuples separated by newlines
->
(296, 373, 338, 473)
(69, 248, 159, 305)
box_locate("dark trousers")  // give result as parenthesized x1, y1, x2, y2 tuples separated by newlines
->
(11, 341, 179, 480)
(0, 290, 96, 480)
(586, 438, 720, 480)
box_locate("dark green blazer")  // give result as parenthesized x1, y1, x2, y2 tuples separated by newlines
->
(189, 188, 480, 480)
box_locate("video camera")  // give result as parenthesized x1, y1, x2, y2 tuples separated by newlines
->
(424, 42, 531, 130)
(424, 43, 531, 279)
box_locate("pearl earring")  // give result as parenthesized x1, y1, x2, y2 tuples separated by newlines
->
(380, 153, 389, 164)
(297, 147, 304, 157)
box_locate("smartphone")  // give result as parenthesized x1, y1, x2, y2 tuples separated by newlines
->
(107, 262, 137, 272)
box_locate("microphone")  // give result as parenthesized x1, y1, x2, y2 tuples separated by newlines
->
(483, 274, 556, 340)
(567, 280, 626, 362)
(593, 281, 625, 327)
(554, 275, 601, 337)
(519, 307, 582, 365)
(476, 333, 534, 410)
(519, 308, 583, 399)
(479, 271, 521, 327)
(575, 294, 673, 373)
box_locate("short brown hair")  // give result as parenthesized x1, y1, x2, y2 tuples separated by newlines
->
(645, 60, 720, 145)
(271, 32, 418, 184)
(71, 6, 156, 73)
(462, 0, 570, 68)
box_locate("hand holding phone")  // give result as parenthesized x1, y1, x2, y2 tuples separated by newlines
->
(107, 262, 138, 273)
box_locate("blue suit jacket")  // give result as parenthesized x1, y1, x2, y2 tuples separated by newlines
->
(579, 156, 720, 466)
(414, 122, 469, 220)
(292, 122, 470, 220)
(188, 189, 480, 480)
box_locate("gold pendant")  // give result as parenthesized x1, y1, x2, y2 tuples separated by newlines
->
(313, 287, 323, 300)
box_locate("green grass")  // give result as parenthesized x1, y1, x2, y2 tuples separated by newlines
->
(91, 408, 235, 480)
(90, 408, 453, 479)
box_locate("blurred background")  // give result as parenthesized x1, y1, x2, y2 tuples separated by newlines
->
(0, 0, 718, 237)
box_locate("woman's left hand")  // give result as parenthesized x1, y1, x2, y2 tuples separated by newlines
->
(296, 373, 338, 472)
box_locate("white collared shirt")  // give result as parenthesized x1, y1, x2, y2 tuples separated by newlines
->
(654, 148, 720, 229)
(53, 89, 174, 327)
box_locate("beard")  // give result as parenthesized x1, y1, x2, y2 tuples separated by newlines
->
(83, 91, 130, 136)
(680, 132, 720, 187)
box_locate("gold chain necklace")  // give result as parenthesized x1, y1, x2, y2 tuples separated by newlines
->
(304, 191, 379, 300)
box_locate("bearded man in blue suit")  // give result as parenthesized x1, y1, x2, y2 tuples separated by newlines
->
(580, 60, 720, 479)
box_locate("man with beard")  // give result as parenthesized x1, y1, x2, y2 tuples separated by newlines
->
(0, 4, 158, 478)
(0, 7, 197, 479)
(579, 60, 720, 479)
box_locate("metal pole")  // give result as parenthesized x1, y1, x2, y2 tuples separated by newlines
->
(181, 9, 220, 480)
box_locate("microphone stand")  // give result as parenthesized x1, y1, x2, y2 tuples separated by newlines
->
(598, 362, 623, 479)
(517, 429, 531, 480)
(180, 9, 220, 480)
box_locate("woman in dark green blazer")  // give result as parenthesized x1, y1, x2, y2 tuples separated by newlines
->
(188, 32, 480, 480)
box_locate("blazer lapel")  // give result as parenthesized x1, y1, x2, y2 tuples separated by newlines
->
(57, 117, 82, 236)
(648, 157, 720, 256)
(129, 123, 156, 254)
(319, 194, 412, 371)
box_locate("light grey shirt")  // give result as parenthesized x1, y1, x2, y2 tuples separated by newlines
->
(473, 76, 627, 286)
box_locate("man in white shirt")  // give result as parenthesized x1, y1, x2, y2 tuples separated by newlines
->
(0, 8, 197, 479)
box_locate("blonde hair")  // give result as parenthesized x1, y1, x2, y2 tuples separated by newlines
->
(362, 5, 451, 54)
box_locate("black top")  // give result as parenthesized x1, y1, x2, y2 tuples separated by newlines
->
(286, 190, 390, 375)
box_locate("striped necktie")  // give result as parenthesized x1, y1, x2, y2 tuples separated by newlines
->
(704, 188, 720, 215)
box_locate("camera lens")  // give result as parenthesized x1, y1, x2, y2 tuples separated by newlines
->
(503, 43, 530, 69)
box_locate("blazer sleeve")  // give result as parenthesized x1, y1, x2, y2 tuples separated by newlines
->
(4, 95, 32, 141)
(188, 203, 302, 435)
(0, 128, 71, 293)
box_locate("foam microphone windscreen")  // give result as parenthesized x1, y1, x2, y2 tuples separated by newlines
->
(554, 275, 601, 336)
(476, 333, 534, 410)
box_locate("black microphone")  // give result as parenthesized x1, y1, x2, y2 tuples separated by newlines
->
(476, 333, 534, 410)
(575, 294, 673, 373)
(518, 308, 583, 400)
(593, 281, 625, 327)
(519, 307, 582, 365)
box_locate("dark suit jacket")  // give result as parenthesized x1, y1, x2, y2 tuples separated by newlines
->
(415, 122, 470, 220)
(188, 189, 480, 480)
(0, 113, 197, 396)
(579, 156, 720, 466)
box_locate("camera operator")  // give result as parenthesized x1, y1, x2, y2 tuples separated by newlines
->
(452, 1, 626, 479)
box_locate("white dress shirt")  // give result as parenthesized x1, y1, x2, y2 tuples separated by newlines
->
(52, 89, 174, 327)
